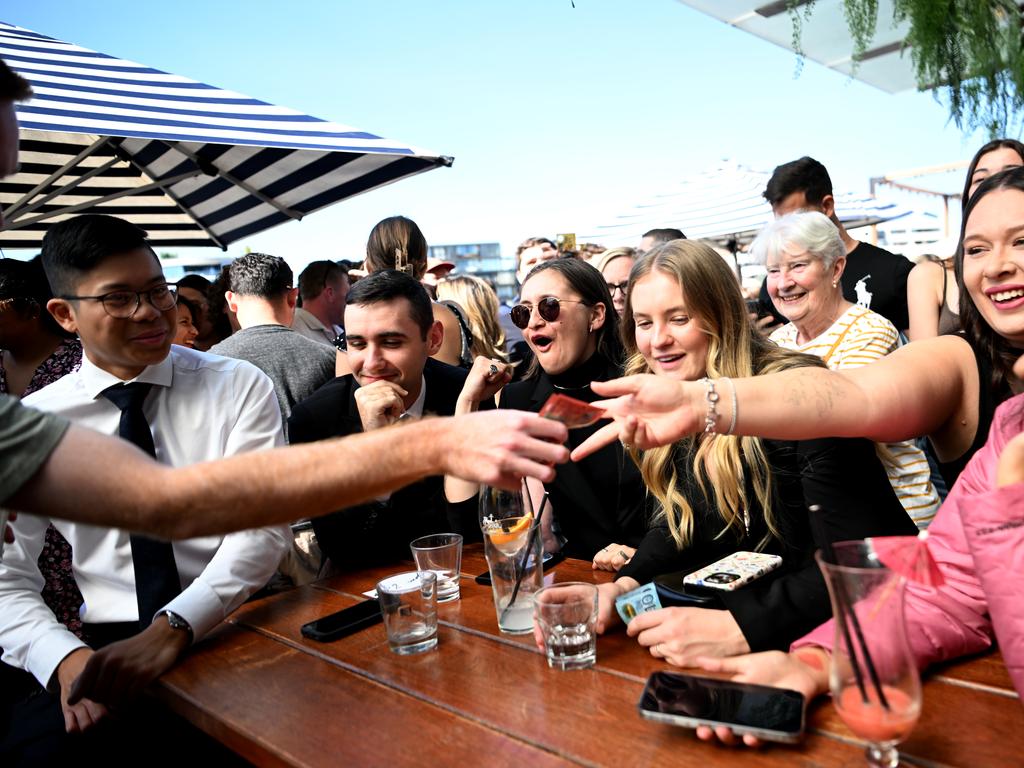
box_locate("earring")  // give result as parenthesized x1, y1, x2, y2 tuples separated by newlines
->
(832, 280, 838, 288)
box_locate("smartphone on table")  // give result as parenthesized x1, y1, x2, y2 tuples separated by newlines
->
(683, 551, 782, 593)
(300, 600, 383, 642)
(638, 671, 805, 744)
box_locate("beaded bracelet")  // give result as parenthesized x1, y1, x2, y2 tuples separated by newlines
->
(700, 377, 720, 434)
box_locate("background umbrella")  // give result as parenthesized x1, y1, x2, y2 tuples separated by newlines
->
(0, 20, 452, 250)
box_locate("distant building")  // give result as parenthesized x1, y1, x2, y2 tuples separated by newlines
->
(428, 242, 518, 302)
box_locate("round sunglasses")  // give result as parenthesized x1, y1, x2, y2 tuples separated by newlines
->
(510, 296, 588, 329)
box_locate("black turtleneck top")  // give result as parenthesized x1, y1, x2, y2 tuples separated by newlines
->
(499, 352, 647, 559)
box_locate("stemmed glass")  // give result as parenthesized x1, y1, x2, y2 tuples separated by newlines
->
(479, 483, 542, 634)
(817, 541, 922, 768)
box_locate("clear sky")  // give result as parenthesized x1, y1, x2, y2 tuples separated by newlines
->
(3, 0, 992, 269)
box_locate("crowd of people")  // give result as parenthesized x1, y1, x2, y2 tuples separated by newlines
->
(2, 52, 1024, 762)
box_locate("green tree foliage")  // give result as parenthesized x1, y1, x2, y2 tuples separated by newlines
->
(787, 0, 1024, 136)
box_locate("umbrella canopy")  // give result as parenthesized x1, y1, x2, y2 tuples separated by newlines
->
(868, 531, 945, 588)
(0, 21, 452, 250)
(582, 160, 910, 251)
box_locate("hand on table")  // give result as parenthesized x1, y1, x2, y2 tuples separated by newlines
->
(440, 410, 569, 489)
(571, 375, 697, 461)
(68, 614, 191, 710)
(690, 649, 828, 747)
(626, 606, 750, 667)
(592, 544, 635, 572)
(355, 380, 408, 431)
(56, 647, 109, 733)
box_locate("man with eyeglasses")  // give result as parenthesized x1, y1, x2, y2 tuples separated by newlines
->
(2, 213, 290, 750)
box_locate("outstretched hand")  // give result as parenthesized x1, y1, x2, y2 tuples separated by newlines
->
(442, 410, 569, 489)
(571, 375, 697, 461)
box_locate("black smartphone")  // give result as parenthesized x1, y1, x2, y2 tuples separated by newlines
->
(638, 671, 805, 744)
(653, 572, 723, 608)
(300, 600, 383, 642)
(474, 550, 565, 586)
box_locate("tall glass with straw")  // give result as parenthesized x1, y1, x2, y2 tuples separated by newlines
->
(817, 540, 922, 768)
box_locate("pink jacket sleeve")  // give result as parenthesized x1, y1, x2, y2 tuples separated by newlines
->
(790, 399, 1024, 670)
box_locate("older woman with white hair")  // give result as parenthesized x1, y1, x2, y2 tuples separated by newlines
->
(751, 211, 941, 527)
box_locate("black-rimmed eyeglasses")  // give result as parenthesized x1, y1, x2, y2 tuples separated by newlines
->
(510, 296, 587, 329)
(60, 283, 178, 319)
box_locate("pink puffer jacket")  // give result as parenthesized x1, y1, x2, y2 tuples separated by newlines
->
(795, 395, 1024, 701)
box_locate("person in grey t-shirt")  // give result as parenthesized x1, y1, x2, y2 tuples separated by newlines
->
(209, 253, 336, 433)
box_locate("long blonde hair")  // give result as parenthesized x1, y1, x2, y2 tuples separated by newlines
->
(435, 275, 508, 361)
(622, 240, 826, 550)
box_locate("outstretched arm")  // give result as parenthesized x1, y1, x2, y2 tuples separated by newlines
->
(9, 410, 569, 540)
(573, 335, 975, 461)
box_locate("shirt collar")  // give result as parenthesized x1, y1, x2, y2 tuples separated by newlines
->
(79, 348, 174, 401)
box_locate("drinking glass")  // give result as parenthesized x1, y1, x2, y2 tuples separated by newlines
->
(479, 485, 542, 634)
(817, 541, 922, 768)
(534, 582, 598, 670)
(410, 533, 463, 602)
(376, 570, 438, 655)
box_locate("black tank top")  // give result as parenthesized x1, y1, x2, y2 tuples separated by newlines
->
(937, 337, 1007, 488)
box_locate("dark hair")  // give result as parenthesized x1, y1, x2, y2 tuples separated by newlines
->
(176, 273, 213, 293)
(0, 58, 32, 102)
(345, 269, 433, 338)
(175, 293, 200, 324)
(0, 255, 70, 338)
(955, 166, 1024, 397)
(206, 265, 235, 343)
(365, 216, 428, 279)
(641, 228, 686, 244)
(961, 139, 1024, 211)
(228, 252, 293, 298)
(763, 156, 833, 208)
(520, 257, 623, 379)
(298, 260, 346, 302)
(516, 237, 556, 258)
(40, 214, 155, 296)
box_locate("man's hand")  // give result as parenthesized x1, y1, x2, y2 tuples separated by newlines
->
(457, 356, 512, 412)
(68, 615, 191, 709)
(354, 380, 408, 431)
(592, 543, 635, 572)
(56, 648, 109, 733)
(440, 410, 569, 489)
(572, 375, 697, 461)
(626, 606, 750, 667)
(691, 650, 828, 747)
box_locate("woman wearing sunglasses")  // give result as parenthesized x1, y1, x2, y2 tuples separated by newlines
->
(454, 257, 648, 563)
(589, 239, 915, 665)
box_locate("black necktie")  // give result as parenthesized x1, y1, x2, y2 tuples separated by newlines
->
(101, 382, 181, 630)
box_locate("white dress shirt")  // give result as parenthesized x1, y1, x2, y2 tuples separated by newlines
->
(291, 307, 340, 346)
(1, 346, 290, 687)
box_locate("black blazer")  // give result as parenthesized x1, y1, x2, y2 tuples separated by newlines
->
(288, 358, 482, 569)
(499, 366, 647, 560)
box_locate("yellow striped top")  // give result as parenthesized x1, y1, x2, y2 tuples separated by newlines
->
(770, 305, 940, 528)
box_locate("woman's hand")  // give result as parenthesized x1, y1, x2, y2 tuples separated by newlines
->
(626, 606, 750, 667)
(592, 544, 636, 572)
(689, 649, 830, 747)
(457, 356, 513, 414)
(571, 375, 698, 460)
(595, 580, 630, 634)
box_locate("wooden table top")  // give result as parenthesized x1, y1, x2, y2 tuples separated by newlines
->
(155, 546, 1023, 767)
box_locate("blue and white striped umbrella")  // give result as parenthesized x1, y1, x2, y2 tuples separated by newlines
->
(0, 21, 452, 250)
(582, 160, 910, 250)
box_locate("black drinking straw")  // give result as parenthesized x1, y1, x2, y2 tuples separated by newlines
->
(809, 505, 890, 710)
(500, 492, 550, 623)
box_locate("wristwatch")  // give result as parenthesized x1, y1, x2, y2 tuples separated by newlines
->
(158, 610, 193, 641)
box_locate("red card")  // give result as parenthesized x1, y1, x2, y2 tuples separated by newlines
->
(539, 393, 605, 429)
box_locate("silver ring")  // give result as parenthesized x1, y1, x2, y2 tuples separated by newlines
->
(618, 550, 630, 561)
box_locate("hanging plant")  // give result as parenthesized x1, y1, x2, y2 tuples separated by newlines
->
(787, 0, 1024, 136)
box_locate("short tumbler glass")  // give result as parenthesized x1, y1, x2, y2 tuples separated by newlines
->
(534, 581, 599, 670)
(376, 570, 438, 655)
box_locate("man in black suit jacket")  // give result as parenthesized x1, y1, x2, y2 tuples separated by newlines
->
(289, 270, 484, 568)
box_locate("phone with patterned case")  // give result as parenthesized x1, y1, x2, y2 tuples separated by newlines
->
(682, 551, 782, 592)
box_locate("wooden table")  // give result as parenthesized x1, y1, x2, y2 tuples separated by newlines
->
(155, 546, 1023, 767)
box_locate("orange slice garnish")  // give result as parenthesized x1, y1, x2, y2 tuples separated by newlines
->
(487, 515, 532, 546)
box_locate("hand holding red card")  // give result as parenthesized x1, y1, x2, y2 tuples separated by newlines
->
(539, 393, 606, 429)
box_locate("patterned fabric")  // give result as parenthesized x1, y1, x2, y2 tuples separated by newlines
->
(771, 306, 942, 528)
(1, 336, 84, 637)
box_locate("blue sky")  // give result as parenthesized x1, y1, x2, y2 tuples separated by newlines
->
(3, 0, 991, 268)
